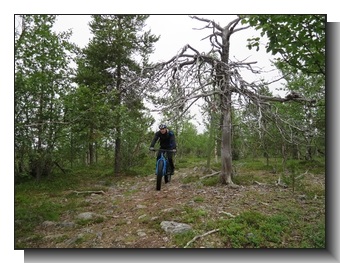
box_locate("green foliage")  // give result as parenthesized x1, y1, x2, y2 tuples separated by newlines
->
(242, 15, 325, 76)
(15, 15, 161, 180)
(275, 71, 325, 161)
(125, 157, 155, 177)
(15, 164, 114, 242)
(193, 196, 205, 202)
(173, 231, 196, 247)
(72, 15, 159, 173)
(301, 220, 325, 248)
(15, 15, 77, 181)
(278, 159, 325, 197)
(75, 217, 105, 226)
(15, 193, 62, 238)
(181, 206, 209, 224)
(201, 176, 219, 187)
(181, 175, 200, 184)
(219, 211, 290, 248)
(175, 121, 210, 157)
(175, 156, 205, 169)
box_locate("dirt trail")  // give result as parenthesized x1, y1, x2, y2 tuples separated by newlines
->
(28, 166, 323, 248)
(29, 167, 244, 248)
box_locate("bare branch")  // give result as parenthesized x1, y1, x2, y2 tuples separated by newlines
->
(184, 228, 220, 248)
(72, 190, 105, 195)
(190, 15, 224, 31)
(142, 15, 319, 171)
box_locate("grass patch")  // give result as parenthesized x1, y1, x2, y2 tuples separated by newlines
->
(201, 176, 219, 186)
(125, 158, 156, 176)
(181, 175, 200, 184)
(173, 230, 196, 247)
(15, 190, 64, 240)
(181, 206, 209, 224)
(175, 156, 205, 169)
(214, 207, 324, 248)
(75, 217, 105, 226)
(193, 196, 205, 202)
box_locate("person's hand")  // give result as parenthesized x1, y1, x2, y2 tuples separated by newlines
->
(149, 147, 155, 151)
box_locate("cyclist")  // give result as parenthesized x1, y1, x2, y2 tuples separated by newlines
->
(149, 124, 177, 175)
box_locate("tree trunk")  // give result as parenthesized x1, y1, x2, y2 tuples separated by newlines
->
(206, 111, 215, 169)
(35, 92, 44, 181)
(292, 143, 299, 160)
(70, 131, 74, 168)
(219, 26, 233, 185)
(114, 133, 121, 175)
(89, 142, 94, 164)
(114, 64, 122, 176)
(88, 126, 95, 165)
(282, 143, 287, 171)
(220, 90, 233, 185)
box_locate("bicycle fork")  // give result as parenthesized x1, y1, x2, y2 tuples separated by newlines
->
(155, 154, 167, 176)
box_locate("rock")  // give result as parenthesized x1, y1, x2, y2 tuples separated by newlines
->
(161, 207, 176, 213)
(228, 184, 240, 189)
(138, 214, 147, 219)
(76, 212, 104, 220)
(42, 221, 57, 228)
(137, 231, 147, 237)
(160, 221, 192, 234)
(58, 221, 75, 228)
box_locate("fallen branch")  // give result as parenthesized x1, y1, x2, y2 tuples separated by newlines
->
(275, 177, 288, 188)
(254, 181, 266, 186)
(296, 170, 309, 180)
(184, 229, 220, 248)
(218, 211, 236, 218)
(200, 171, 220, 180)
(72, 190, 105, 195)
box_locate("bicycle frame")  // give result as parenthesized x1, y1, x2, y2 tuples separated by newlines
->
(151, 148, 175, 190)
(155, 150, 168, 176)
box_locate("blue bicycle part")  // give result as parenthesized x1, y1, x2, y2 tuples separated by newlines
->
(153, 149, 173, 190)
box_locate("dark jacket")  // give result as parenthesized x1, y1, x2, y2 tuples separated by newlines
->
(150, 129, 176, 150)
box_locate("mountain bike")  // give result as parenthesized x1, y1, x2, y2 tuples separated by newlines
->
(150, 148, 175, 191)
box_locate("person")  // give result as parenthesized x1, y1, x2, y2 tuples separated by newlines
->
(149, 124, 177, 175)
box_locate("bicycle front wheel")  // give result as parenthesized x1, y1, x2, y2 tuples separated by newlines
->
(156, 160, 164, 191)
(164, 161, 170, 184)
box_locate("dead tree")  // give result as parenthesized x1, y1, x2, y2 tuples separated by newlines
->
(143, 15, 315, 185)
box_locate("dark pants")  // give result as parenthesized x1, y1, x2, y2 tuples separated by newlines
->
(157, 151, 175, 173)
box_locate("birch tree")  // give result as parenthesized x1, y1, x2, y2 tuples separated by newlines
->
(15, 15, 75, 180)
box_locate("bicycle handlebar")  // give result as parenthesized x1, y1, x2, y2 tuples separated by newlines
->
(149, 148, 176, 152)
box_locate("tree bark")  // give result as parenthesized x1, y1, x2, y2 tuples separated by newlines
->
(114, 64, 122, 176)
(114, 135, 121, 175)
(220, 90, 233, 184)
(219, 20, 235, 185)
(88, 126, 95, 165)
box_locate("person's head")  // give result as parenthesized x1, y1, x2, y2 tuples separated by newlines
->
(159, 124, 167, 134)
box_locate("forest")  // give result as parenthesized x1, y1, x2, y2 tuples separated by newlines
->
(15, 15, 325, 249)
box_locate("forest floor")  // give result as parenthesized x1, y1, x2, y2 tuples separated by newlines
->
(15, 161, 326, 248)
